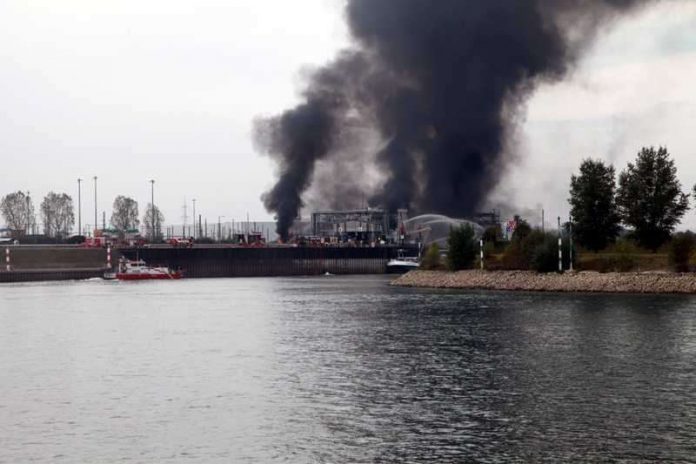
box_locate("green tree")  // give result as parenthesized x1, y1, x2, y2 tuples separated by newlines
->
(511, 216, 531, 241)
(569, 159, 620, 251)
(40, 192, 74, 238)
(143, 203, 164, 241)
(447, 224, 476, 270)
(421, 243, 442, 270)
(1, 191, 36, 233)
(111, 196, 139, 233)
(616, 146, 689, 250)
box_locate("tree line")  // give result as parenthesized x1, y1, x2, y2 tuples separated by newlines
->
(0, 192, 164, 239)
(425, 146, 696, 272)
(569, 146, 691, 252)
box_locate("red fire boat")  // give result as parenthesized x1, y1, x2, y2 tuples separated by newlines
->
(115, 259, 183, 281)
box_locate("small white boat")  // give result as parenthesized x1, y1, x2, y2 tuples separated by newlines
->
(386, 250, 420, 274)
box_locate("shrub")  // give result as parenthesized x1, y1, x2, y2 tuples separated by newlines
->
(669, 232, 695, 272)
(501, 229, 545, 270)
(447, 225, 477, 270)
(530, 235, 576, 273)
(500, 229, 576, 272)
(610, 239, 638, 272)
(531, 234, 561, 272)
(421, 243, 443, 270)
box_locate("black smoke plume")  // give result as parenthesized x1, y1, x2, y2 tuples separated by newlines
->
(255, 0, 651, 240)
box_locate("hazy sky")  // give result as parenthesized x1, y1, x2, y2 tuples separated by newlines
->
(1, 0, 695, 230)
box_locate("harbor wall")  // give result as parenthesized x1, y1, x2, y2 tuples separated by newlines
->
(0, 246, 108, 283)
(2, 246, 106, 270)
(0, 245, 415, 282)
(119, 246, 412, 278)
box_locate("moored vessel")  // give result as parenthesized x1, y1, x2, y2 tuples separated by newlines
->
(386, 249, 420, 274)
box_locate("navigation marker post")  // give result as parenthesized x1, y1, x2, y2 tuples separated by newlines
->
(558, 216, 562, 273)
(480, 239, 484, 270)
(569, 214, 574, 272)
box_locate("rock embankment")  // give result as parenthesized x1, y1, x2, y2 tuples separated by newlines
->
(392, 270, 696, 294)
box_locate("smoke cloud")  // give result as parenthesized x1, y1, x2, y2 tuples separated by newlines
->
(255, 0, 651, 239)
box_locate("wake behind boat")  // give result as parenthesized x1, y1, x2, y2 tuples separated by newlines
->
(114, 259, 183, 281)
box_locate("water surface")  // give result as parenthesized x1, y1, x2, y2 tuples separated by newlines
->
(1, 276, 696, 462)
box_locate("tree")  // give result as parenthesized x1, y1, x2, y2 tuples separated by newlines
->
(447, 224, 476, 270)
(568, 159, 620, 251)
(511, 216, 531, 241)
(421, 243, 442, 270)
(143, 203, 164, 241)
(111, 196, 139, 233)
(1, 191, 36, 233)
(40, 192, 74, 238)
(616, 146, 689, 250)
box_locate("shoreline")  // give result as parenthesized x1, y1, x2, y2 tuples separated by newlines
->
(391, 270, 696, 294)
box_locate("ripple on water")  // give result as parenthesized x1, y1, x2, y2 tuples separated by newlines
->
(1, 276, 696, 462)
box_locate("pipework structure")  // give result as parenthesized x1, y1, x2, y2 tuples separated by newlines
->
(310, 208, 393, 242)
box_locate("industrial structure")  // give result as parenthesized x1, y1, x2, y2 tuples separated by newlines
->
(306, 207, 501, 247)
(308, 208, 413, 244)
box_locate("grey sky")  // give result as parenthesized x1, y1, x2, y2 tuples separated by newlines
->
(1, 0, 695, 230)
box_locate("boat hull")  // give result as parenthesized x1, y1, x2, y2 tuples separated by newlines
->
(386, 260, 420, 274)
(116, 272, 183, 281)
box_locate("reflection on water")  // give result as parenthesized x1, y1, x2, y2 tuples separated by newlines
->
(1, 276, 696, 462)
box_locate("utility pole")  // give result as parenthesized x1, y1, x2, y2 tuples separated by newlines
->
(149, 179, 155, 241)
(182, 199, 188, 237)
(93, 176, 98, 235)
(541, 208, 545, 233)
(77, 178, 82, 235)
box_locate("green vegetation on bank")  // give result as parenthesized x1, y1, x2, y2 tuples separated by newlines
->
(447, 145, 696, 274)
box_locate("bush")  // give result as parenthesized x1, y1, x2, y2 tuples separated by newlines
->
(500, 229, 576, 272)
(669, 232, 695, 272)
(501, 229, 545, 270)
(421, 243, 443, 270)
(608, 239, 638, 272)
(447, 225, 477, 271)
(530, 234, 576, 273)
(531, 234, 561, 272)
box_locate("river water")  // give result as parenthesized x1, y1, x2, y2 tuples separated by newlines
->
(1, 276, 696, 463)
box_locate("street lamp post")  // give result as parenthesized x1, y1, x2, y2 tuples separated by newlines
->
(77, 178, 82, 235)
(149, 179, 155, 241)
(93, 176, 98, 236)
(192, 199, 196, 239)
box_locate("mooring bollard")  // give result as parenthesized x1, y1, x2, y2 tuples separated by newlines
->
(5, 247, 10, 271)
